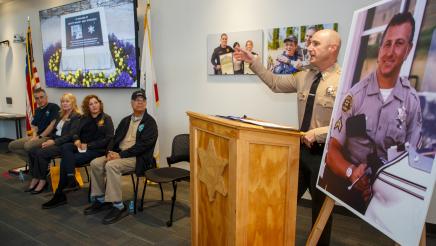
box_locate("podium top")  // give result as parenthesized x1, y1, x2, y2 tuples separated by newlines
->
(187, 111, 301, 136)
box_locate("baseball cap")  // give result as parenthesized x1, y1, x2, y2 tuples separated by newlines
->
(284, 35, 298, 43)
(131, 89, 146, 100)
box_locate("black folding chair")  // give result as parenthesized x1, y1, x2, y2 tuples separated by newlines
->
(139, 134, 190, 227)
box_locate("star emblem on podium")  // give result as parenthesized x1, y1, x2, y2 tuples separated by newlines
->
(197, 140, 229, 202)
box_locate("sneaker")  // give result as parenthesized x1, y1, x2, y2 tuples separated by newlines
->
(102, 205, 128, 224)
(83, 202, 112, 215)
(42, 192, 67, 209)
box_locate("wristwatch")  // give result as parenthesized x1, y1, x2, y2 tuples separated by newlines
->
(345, 166, 353, 179)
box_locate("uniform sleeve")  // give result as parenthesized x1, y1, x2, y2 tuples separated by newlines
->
(406, 95, 422, 149)
(31, 109, 39, 126)
(71, 116, 84, 142)
(330, 93, 354, 146)
(49, 104, 60, 122)
(249, 58, 298, 93)
(211, 48, 219, 66)
(313, 126, 329, 143)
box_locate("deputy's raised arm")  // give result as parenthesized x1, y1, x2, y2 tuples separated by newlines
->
(234, 47, 298, 93)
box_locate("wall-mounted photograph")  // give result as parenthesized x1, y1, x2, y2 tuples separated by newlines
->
(39, 0, 139, 88)
(265, 23, 338, 75)
(207, 30, 262, 75)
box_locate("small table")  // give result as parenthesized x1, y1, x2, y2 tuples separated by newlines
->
(0, 112, 26, 139)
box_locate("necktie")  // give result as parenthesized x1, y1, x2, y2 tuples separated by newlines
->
(300, 72, 322, 132)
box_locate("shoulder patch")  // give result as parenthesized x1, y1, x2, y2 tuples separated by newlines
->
(342, 95, 352, 112)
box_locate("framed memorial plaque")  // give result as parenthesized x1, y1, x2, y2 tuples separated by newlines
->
(39, 0, 140, 88)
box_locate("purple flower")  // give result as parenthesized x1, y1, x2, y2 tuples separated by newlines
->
(43, 34, 138, 88)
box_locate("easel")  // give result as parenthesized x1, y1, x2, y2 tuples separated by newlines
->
(305, 197, 427, 246)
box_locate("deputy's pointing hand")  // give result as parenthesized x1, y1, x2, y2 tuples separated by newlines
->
(233, 47, 254, 64)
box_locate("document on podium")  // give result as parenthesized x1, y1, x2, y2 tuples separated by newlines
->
(239, 118, 297, 130)
(215, 115, 298, 131)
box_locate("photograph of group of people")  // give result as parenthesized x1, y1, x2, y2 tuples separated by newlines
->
(317, 0, 436, 245)
(207, 30, 262, 75)
(266, 23, 338, 75)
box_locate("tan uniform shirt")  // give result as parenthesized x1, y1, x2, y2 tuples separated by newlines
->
(250, 58, 341, 143)
(119, 119, 141, 151)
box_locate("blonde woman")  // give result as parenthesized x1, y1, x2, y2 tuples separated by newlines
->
(27, 93, 81, 194)
(43, 95, 114, 209)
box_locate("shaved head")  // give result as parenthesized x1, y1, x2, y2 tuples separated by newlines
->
(308, 29, 341, 71)
(316, 29, 341, 54)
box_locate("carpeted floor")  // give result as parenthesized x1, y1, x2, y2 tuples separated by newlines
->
(0, 145, 434, 245)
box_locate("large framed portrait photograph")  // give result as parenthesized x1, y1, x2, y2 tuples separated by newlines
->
(207, 30, 263, 75)
(316, 0, 436, 245)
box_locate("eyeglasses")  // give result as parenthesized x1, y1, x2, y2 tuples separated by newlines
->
(133, 98, 146, 103)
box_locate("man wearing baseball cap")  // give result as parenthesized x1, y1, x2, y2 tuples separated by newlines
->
(273, 35, 301, 74)
(83, 89, 158, 224)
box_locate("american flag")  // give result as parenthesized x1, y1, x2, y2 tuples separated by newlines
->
(25, 20, 41, 136)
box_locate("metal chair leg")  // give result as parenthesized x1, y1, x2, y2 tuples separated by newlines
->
(167, 181, 178, 227)
(139, 178, 148, 212)
(134, 176, 139, 214)
(159, 183, 164, 201)
(84, 166, 90, 182)
(130, 174, 136, 193)
(88, 178, 92, 203)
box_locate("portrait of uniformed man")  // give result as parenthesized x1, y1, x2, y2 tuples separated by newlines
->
(210, 33, 234, 75)
(321, 12, 422, 214)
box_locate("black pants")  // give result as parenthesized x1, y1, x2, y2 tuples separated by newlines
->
(29, 145, 62, 179)
(298, 144, 332, 246)
(57, 143, 103, 190)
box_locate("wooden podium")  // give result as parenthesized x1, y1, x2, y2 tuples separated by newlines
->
(188, 112, 301, 245)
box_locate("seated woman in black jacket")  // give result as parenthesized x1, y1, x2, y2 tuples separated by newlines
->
(42, 95, 114, 208)
(26, 93, 81, 194)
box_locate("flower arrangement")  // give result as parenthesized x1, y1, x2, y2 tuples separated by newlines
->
(43, 33, 137, 88)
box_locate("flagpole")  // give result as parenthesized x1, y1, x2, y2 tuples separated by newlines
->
(141, 0, 161, 166)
